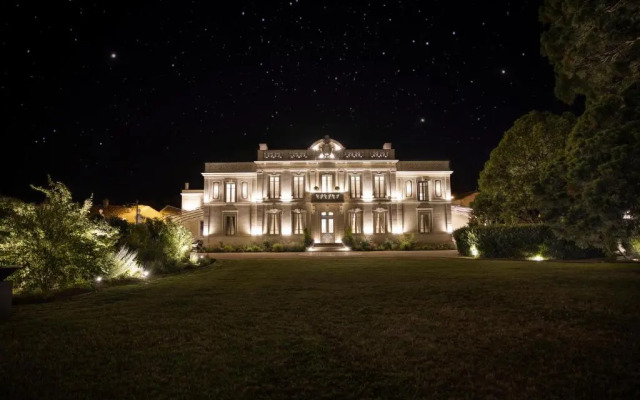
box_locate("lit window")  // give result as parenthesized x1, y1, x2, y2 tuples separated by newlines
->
(269, 176, 280, 199)
(418, 211, 432, 233)
(374, 174, 386, 198)
(292, 176, 304, 199)
(349, 174, 361, 198)
(321, 174, 333, 192)
(266, 211, 281, 235)
(405, 180, 412, 198)
(241, 182, 248, 199)
(417, 181, 428, 201)
(212, 182, 220, 199)
(224, 214, 237, 235)
(292, 209, 305, 234)
(321, 211, 334, 234)
(435, 180, 442, 197)
(373, 209, 387, 233)
(225, 182, 236, 203)
(348, 209, 363, 234)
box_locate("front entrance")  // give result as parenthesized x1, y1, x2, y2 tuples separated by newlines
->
(320, 211, 335, 243)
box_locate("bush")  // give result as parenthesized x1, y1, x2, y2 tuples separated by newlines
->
(0, 179, 118, 292)
(342, 227, 355, 248)
(303, 228, 314, 248)
(108, 246, 143, 279)
(108, 218, 193, 274)
(453, 227, 477, 257)
(272, 243, 284, 252)
(453, 224, 604, 259)
(397, 234, 417, 250)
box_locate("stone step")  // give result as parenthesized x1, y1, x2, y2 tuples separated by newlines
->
(309, 243, 350, 252)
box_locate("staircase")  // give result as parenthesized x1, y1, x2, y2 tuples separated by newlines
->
(309, 242, 350, 252)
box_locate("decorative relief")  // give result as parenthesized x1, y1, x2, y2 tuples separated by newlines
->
(344, 151, 364, 159)
(264, 152, 282, 159)
(290, 152, 308, 159)
(371, 150, 389, 159)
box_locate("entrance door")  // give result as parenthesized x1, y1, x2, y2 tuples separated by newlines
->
(320, 211, 335, 243)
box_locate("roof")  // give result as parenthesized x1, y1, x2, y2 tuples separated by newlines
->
(159, 205, 182, 217)
(90, 204, 164, 223)
(204, 162, 256, 173)
(396, 161, 451, 171)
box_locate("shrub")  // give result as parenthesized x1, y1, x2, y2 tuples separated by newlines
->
(414, 242, 457, 251)
(342, 227, 355, 248)
(108, 246, 143, 279)
(453, 224, 604, 259)
(359, 238, 373, 251)
(108, 218, 193, 274)
(272, 243, 284, 252)
(0, 179, 118, 292)
(453, 227, 477, 257)
(397, 234, 417, 250)
(303, 228, 314, 247)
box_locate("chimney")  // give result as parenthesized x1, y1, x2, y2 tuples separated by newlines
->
(184, 182, 190, 190)
(103, 198, 109, 208)
(383, 143, 392, 149)
(259, 143, 268, 150)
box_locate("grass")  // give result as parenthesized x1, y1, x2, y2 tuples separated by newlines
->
(1, 257, 639, 399)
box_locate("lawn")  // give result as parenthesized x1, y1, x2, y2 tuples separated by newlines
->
(1, 257, 639, 399)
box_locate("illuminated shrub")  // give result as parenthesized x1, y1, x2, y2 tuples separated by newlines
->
(453, 225, 603, 259)
(0, 179, 117, 292)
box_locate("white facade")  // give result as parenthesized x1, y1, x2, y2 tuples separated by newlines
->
(180, 137, 454, 247)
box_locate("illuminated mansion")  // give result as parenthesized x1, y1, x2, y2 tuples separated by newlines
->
(179, 136, 454, 247)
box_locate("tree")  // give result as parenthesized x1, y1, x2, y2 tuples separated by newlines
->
(539, 86, 640, 253)
(540, 0, 640, 104)
(473, 111, 576, 224)
(539, 0, 640, 253)
(0, 178, 117, 292)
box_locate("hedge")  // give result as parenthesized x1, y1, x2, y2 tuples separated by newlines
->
(453, 224, 604, 259)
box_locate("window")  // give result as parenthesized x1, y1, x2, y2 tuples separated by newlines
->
(374, 174, 386, 198)
(224, 214, 237, 236)
(418, 211, 432, 233)
(348, 209, 363, 234)
(269, 176, 280, 199)
(241, 182, 248, 199)
(266, 211, 281, 235)
(212, 182, 220, 199)
(435, 180, 442, 197)
(349, 174, 361, 198)
(292, 176, 304, 199)
(321, 174, 333, 192)
(200, 221, 205, 236)
(373, 209, 387, 233)
(417, 181, 428, 201)
(405, 181, 412, 198)
(321, 211, 334, 234)
(225, 182, 236, 203)
(292, 209, 305, 234)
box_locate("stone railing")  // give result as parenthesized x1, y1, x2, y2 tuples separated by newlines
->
(257, 149, 395, 161)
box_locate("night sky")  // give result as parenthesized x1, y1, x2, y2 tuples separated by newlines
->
(1, 1, 580, 209)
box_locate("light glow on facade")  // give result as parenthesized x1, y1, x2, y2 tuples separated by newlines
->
(179, 136, 456, 249)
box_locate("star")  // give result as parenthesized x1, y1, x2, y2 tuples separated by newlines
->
(420, 118, 426, 123)
(110, 52, 117, 59)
